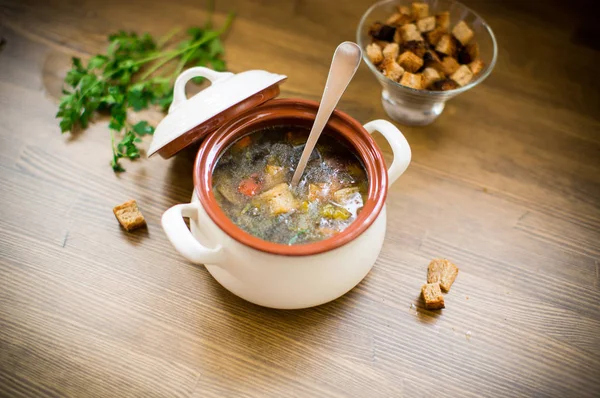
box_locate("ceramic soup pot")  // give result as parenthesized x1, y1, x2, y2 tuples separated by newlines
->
(150, 67, 411, 309)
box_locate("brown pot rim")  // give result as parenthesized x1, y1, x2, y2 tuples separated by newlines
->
(193, 98, 388, 256)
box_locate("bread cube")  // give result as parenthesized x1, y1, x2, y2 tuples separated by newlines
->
(452, 20, 474, 46)
(417, 16, 436, 32)
(393, 28, 403, 44)
(366, 43, 384, 65)
(113, 200, 146, 232)
(427, 258, 459, 292)
(398, 5, 411, 16)
(431, 78, 459, 91)
(435, 34, 456, 56)
(440, 56, 460, 75)
(450, 64, 474, 86)
(400, 24, 423, 42)
(411, 2, 429, 19)
(422, 67, 442, 88)
(422, 283, 445, 310)
(260, 183, 298, 215)
(382, 42, 400, 60)
(469, 59, 485, 75)
(387, 9, 412, 26)
(403, 40, 427, 58)
(426, 27, 446, 46)
(399, 72, 424, 89)
(436, 11, 450, 30)
(398, 51, 424, 73)
(382, 59, 405, 81)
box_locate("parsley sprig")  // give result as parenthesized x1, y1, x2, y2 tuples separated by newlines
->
(57, 11, 235, 172)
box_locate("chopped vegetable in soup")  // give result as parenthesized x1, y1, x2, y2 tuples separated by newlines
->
(212, 126, 369, 245)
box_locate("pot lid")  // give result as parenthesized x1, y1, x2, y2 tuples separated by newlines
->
(148, 67, 287, 158)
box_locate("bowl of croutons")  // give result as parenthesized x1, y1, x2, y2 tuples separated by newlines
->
(357, 0, 497, 125)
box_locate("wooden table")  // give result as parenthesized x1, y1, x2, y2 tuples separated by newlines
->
(1, 0, 599, 396)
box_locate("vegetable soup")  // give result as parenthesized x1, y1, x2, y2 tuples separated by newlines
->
(212, 126, 368, 245)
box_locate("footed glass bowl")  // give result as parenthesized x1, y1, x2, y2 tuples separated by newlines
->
(356, 0, 497, 126)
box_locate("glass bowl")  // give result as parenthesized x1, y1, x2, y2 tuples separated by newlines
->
(356, 0, 497, 126)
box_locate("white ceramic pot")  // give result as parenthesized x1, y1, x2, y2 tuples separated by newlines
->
(151, 67, 411, 309)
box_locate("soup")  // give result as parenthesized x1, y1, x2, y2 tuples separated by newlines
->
(212, 126, 369, 245)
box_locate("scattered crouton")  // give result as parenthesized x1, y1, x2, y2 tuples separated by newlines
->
(386, 12, 403, 26)
(403, 40, 427, 58)
(411, 2, 429, 19)
(436, 11, 450, 30)
(469, 59, 485, 75)
(426, 26, 446, 46)
(427, 259, 459, 292)
(382, 59, 405, 81)
(398, 51, 424, 73)
(393, 29, 403, 44)
(423, 49, 442, 64)
(113, 200, 146, 232)
(452, 20, 474, 46)
(440, 56, 460, 75)
(398, 5, 411, 16)
(382, 42, 400, 60)
(387, 9, 412, 26)
(422, 67, 442, 88)
(431, 78, 459, 91)
(399, 72, 424, 89)
(417, 16, 436, 32)
(400, 24, 423, 42)
(422, 283, 445, 310)
(259, 183, 298, 215)
(435, 34, 456, 56)
(451, 64, 474, 86)
(366, 43, 384, 65)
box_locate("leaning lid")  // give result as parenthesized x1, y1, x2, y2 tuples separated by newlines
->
(148, 67, 287, 159)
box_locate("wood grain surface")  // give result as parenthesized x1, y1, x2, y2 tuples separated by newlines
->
(1, 0, 599, 396)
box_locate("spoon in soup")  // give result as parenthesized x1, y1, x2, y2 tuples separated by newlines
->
(291, 41, 362, 187)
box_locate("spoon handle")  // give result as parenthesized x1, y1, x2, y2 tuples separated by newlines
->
(291, 42, 362, 186)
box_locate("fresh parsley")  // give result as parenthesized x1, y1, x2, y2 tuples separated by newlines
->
(56, 10, 235, 172)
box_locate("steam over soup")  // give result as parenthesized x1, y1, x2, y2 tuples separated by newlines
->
(212, 126, 369, 245)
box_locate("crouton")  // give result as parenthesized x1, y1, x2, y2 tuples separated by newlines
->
(436, 11, 450, 30)
(398, 51, 424, 73)
(113, 200, 146, 232)
(422, 283, 445, 310)
(382, 59, 405, 81)
(259, 183, 298, 215)
(451, 64, 474, 86)
(427, 258, 459, 292)
(399, 72, 424, 89)
(452, 20, 474, 46)
(400, 24, 423, 42)
(403, 40, 427, 58)
(411, 2, 429, 19)
(431, 78, 459, 91)
(435, 34, 456, 56)
(369, 22, 396, 42)
(393, 29, 403, 44)
(440, 56, 460, 75)
(397, 5, 411, 17)
(366, 43, 384, 65)
(382, 42, 400, 60)
(459, 42, 479, 64)
(469, 59, 485, 75)
(417, 16, 436, 32)
(308, 183, 330, 202)
(422, 67, 442, 88)
(423, 49, 442, 64)
(426, 27, 446, 46)
(386, 10, 412, 26)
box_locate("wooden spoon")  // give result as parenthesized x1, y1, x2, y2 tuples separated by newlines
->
(291, 42, 362, 186)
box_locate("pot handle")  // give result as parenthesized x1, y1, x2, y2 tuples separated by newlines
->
(162, 202, 225, 265)
(363, 120, 411, 187)
(170, 67, 235, 112)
